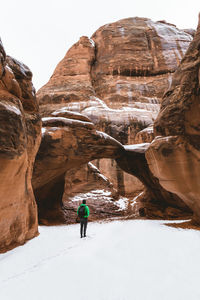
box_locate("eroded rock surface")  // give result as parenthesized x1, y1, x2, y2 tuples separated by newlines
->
(62, 163, 125, 224)
(146, 15, 200, 222)
(0, 39, 41, 252)
(117, 144, 191, 219)
(37, 17, 192, 198)
(32, 112, 124, 224)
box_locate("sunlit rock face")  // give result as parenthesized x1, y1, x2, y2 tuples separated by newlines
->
(37, 17, 192, 197)
(0, 39, 41, 252)
(146, 15, 200, 223)
(32, 111, 124, 224)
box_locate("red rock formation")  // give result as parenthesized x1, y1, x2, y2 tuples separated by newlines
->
(38, 18, 192, 132)
(116, 144, 191, 219)
(32, 111, 124, 224)
(0, 39, 41, 252)
(37, 17, 192, 198)
(62, 163, 122, 224)
(146, 14, 200, 223)
(38, 36, 95, 107)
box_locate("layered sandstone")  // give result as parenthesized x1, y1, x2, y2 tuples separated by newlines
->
(0, 39, 41, 252)
(117, 144, 191, 219)
(32, 111, 124, 224)
(146, 15, 200, 222)
(38, 17, 192, 134)
(37, 17, 192, 198)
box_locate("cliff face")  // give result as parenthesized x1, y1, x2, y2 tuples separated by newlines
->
(90, 17, 190, 109)
(37, 17, 192, 199)
(146, 15, 200, 223)
(0, 39, 41, 252)
(38, 18, 192, 134)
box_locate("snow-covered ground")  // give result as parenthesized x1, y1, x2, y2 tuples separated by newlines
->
(68, 189, 129, 211)
(1, 220, 200, 300)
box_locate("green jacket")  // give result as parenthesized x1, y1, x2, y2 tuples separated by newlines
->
(77, 204, 90, 218)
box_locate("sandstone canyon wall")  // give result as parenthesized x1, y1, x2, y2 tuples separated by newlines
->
(0, 16, 197, 251)
(37, 17, 192, 201)
(146, 14, 200, 223)
(0, 39, 41, 252)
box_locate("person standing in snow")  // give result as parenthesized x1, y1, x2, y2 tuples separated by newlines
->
(77, 200, 90, 238)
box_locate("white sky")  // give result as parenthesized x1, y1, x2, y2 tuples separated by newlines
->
(0, 0, 199, 90)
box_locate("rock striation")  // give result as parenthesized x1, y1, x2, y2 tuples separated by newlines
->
(117, 144, 191, 219)
(32, 109, 191, 224)
(0, 39, 41, 252)
(146, 14, 200, 223)
(32, 111, 124, 224)
(37, 17, 192, 198)
(0, 17, 197, 251)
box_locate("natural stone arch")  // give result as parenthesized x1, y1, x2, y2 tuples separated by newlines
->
(32, 112, 191, 225)
(32, 114, 124, 224)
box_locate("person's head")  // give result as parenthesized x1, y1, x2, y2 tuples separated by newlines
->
(82, 200, 86, 204)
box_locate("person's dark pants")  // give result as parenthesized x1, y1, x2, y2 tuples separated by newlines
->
(80, 218, 88, 237)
